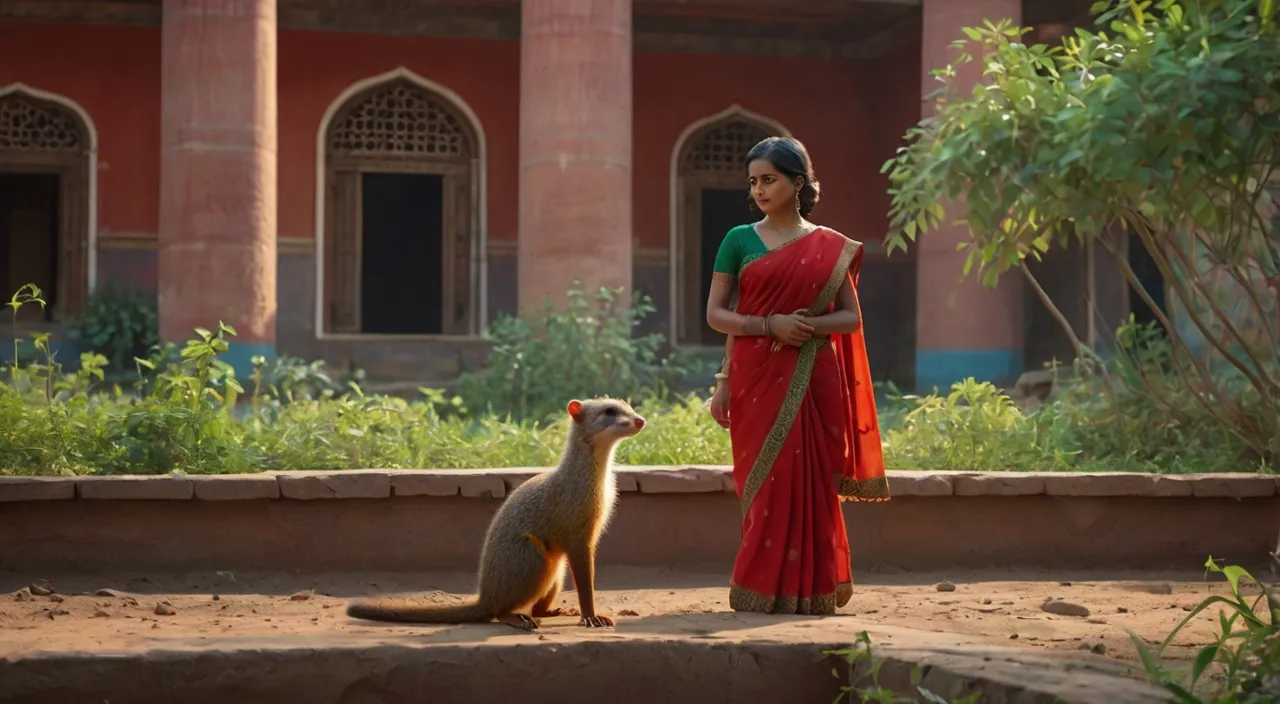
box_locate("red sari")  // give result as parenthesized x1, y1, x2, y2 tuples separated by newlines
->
(726, 226, 890, 615)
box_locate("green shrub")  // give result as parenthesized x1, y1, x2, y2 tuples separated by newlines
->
(66, 281, 158, 375)
(456, 280, 716, 422)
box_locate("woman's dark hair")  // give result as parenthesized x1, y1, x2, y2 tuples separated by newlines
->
(744, 137, 821, 217)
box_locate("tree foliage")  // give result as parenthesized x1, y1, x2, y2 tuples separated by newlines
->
(883, 0, 1280, 464)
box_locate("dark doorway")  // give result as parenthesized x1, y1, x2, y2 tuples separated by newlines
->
(0, 172, 60, 323)
(697, 187, 752, 345)
(359, 172, 444, 334)
(1127, 236, 1166, 329)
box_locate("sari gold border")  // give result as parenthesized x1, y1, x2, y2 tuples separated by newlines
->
(728, 581, 854, 615)
(738, 236, 862, 518)
(838, 475, 891, 502)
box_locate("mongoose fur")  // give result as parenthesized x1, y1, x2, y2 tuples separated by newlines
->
(346, 397, 646, 630)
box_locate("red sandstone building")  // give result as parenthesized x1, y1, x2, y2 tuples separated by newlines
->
(0, 0, 1114, 391)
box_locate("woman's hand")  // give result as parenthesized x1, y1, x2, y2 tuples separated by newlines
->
(768, 312, 815, 347)
(708, 382, 730, 428)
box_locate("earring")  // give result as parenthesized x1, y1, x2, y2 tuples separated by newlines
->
(794, 189, 801, 211)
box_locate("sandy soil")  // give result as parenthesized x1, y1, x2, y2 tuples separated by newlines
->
(0, 567, 1255, 663)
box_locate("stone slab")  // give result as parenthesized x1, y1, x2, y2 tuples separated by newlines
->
(890, 473, 953, 497)
(0, 616, 1167, 704)
(627, 466, 726, 493)
(276, 471, 390, 500)
(1042, 474, 1193, 497)
(1189, 475, 1277, 499)
(77, 476, 193, 500)
(2, 469, 1280, 503)
(0, 476, 76, 502)
(191, 475, 280, 501)
(952, 473, 1046, 496)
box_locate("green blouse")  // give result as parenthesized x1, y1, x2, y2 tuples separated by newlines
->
(711, 224, 773, 278)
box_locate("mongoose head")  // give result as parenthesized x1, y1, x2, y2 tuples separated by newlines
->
(566, 397, 646, 446)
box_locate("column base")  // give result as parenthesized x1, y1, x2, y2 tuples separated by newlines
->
(220, 341, 277, 383)
(914, 348, 1023, 394)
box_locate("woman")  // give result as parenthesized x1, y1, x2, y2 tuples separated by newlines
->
(705, 136, 889, 616)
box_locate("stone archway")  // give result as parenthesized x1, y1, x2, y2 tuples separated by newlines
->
(0, 88, 94, 323)
(321, 77, 481, 336)
(670, 109, 786, 346)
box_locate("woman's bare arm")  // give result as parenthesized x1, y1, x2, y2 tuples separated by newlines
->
(804, 277, 861, 335)
(706, 278, 768, 337)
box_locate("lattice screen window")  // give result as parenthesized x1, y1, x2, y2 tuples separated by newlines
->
(0, 96, 82, 152)
(329, 83, 471, 158)
(682, 119, 771, 173)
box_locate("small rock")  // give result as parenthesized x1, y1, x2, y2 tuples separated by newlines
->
(96, 589, 125, 598)
(1088, 617, 1108, 625)
(29, 582, 54, 597)
(1091, 643, 1107, 655)
(935, 581, 956, 592)
(1117, 606, 1129, 614)
(618, 609, 639, 617)
(13, 588, 32, 602)
(154, 603, 176, 616)
(211, 594, 220, 601)
(289, 591, 313, 602)
(1059, 581, 1073, 587)
(93, 610, 110, 618)
(981, 598, 992, 605)
(46, 608, 69, 619)
(49, 594, 64, 603)
(1041, 600, 1091, 617)
(1009, 633, 1019, 639)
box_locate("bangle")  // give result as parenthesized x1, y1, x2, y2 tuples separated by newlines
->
(763, 314, 774, 339)
(714, 372, 728, 381)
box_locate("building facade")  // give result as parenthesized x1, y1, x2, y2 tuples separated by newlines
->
(0, 0, 1118, 391)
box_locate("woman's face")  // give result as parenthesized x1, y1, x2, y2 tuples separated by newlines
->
(747, 158, 800, 217)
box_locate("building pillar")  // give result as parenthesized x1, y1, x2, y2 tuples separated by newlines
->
(158, 0, 277, 376)
(915, 0, 1024, 392)
(517, 0, 633, 314)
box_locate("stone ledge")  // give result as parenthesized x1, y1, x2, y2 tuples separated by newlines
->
(0, 467, 1275, 502)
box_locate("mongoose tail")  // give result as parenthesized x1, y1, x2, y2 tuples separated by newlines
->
(346, 598, 491, 624)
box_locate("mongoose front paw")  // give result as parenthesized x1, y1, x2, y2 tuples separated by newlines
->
(577, 614, 615, 628)
(498, 614, 541, 631)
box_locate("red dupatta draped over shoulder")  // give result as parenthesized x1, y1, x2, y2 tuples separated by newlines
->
(725, 226, 889, 615)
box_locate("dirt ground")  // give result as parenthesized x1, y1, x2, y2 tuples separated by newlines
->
(0, 566, 1256, 667)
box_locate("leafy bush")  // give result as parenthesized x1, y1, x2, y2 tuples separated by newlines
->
(66, 281, 158, 375)
(456, 279, 717, 422)
(1, 283, 1268, 475)
(883, 0, 1280, 466)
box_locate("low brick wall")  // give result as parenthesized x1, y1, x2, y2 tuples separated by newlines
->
(1, 468, 1277, 575)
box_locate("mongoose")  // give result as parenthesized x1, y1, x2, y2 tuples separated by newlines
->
(346, 397, 645, 630)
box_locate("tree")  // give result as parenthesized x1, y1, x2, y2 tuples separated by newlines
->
(883, 0, 1280, 463)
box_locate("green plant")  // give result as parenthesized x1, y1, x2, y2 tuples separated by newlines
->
(883, 378, 1045, 471)
(68, 283, 158, 374)
(1126, 557, 1280, 703)
(823, 631, 982, 703)
(883, 0, 1280, 466)
(456, 279, 708, 422)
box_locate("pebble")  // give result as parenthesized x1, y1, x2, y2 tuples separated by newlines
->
(935, 581, 956, 592)
(29, 582, 54, 597)
(155, 602, 177, 616)
(1041, 600, 1091, 617)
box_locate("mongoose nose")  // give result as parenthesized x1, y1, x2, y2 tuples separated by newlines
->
(633, 417, 645, 429)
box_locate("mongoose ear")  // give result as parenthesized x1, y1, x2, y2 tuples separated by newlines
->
(566, 399, 583, 420)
